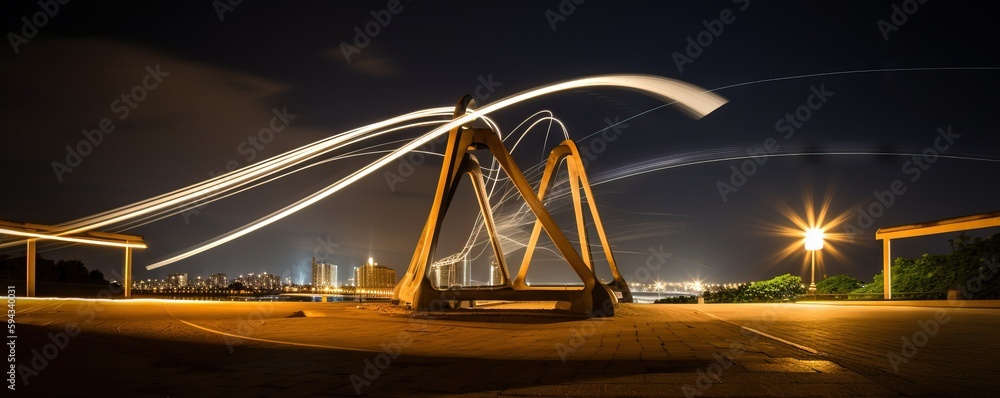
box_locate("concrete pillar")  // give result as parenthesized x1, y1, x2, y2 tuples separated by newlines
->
(26, 239, 36, 297)
(882, 239, 891, 300)
(124, 246, 133, 298)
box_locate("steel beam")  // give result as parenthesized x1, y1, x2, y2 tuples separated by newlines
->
(393, 95, 625, 315)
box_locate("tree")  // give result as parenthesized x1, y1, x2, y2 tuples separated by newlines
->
(743, 274, 805, 302)
(88, 269, 107, 284)
(851, 233, 1000, 300)
(56, 260, 89, 283)
(654, 296, 698, 304)
(704, 274, 805, 303)
(815, 274, 863, 294)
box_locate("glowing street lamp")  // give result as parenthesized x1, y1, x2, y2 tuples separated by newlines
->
(654, 280, 665, 298)
(804, 228, 825, 292)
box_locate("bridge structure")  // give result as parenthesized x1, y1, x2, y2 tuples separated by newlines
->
(392, 96, 630, 316)
(630, 291, 700, 303)
(392, 89, 725, 316)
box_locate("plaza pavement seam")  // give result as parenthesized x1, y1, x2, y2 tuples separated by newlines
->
(164, 306, 378, 353)
(695, 308, 823, 355)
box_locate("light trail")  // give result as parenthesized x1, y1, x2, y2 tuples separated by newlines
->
(591, 150, 1000, 188)
(7, 68, 995, 283)
(144, 74, 726, 269)
(581, 66, 1000, 144)
(0, 114, 454, 250)
(0, 227, 146, 249)
(55, 108, 455, 235)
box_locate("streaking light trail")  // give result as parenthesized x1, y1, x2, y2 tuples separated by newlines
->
(142, 75, 727, 269)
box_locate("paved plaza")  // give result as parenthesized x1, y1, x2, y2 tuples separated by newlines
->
(13, 299, 1000, 397)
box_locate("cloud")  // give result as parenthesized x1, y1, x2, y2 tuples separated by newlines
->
(0, 37, 335, 223)
(324, 47, 403, 77)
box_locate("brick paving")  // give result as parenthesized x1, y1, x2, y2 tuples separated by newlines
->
(11, 299, 999, 397)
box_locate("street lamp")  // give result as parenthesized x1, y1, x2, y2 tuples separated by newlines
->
(804, 228, 825, 292)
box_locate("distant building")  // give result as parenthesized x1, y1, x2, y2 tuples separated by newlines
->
(461, 256, 471, 286)
(490, 261, 503, 286)
(234, 272, 280, 290)
(354, 258, 396, 288)
(430, 262, 456, 289)
(209, 273, 228, 288)
(167, 273, 188, 287)
(312, 257, 338, 288)
(430, 256, 472, 289)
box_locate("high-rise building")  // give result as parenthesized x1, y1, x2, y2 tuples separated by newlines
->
(490, 261, 503, 286)
(234, 272, 281, 290)
(312, 257, 338, 288)
(167, 273, 188, 287)
(209, 273, 228, 288)
(430, 256, 473, 289)
(354, 258, 396, 288)
(429, 262, 456, 289)
(461, 256, 471, 286)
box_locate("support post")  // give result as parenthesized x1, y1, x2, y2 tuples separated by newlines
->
(124, 246, 133, 298)
(26, 239, 36, 297)
(883, 239, 891, 300)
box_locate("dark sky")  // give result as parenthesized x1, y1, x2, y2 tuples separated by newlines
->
(2, 1, 998, 287)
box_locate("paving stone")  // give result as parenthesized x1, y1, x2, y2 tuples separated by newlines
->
(16, 300, 999, 397)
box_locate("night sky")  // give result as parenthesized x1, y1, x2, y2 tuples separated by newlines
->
(2, 1, 998, 287)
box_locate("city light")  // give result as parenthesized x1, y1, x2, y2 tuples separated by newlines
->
(804, 228, 825, 251)
(765, 187, 853, 282)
